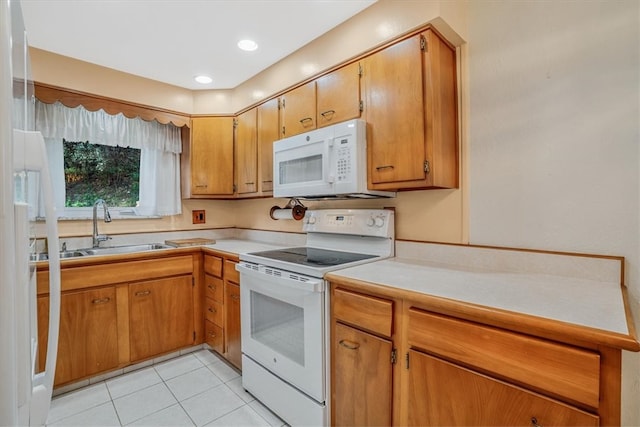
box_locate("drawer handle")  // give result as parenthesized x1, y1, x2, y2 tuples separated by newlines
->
(245, 182, 255, 185)
(135, 290, 151, 297)
(208, 307, 217, 313)
(208, 332, 217, 338)
(320, 109, 335, 118)
(299, 117, 313, 124)
(339, 339, 360, 350)
(531, 417, 542, 427)
(92, 297, 111, 305)
(231, 295, 240, 301)
(207, 284, 216, 291)
(262, 180, 273, 183)
(376, 165, 395, 170)
(195, 184, 208, 188)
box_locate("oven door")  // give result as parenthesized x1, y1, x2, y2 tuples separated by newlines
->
(272, 126, 335, 198)
(237, 262, 325, 402)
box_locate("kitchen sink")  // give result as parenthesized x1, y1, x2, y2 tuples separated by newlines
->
(81, 243, 172, 256)
(31, 243, 172, 261)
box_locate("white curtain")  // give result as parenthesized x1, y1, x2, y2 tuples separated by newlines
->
(35, 101, 182, 216)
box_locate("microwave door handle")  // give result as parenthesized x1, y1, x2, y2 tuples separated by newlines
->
(325, 137, 335, 184)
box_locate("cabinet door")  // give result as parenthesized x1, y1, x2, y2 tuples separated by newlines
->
(363, 35, 426, 188)
(235, 108, 258, 195)
(257, 98, 279, 193)
(407, 350, 599, 427)
(190, 117, 234, 195)
(333, 323, 392, 426)
(224, 280, 241, 369)
(281, 81, 316, 137)
(316, 62, 361, 127)
(129, 275, 194, 361)
(38, 288, 119, 385)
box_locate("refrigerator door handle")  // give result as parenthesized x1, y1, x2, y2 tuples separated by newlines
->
(13, 129, 61, 426)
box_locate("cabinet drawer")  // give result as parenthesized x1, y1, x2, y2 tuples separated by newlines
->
(334, 288, 393, 337)
(205, 298, 223, 326)
(205, 275, 224, 303)
(205, 320, 224, 354)
(224, 259, 239, 284)
(407, 308, 601, 408)
(204, 255, 223, 278)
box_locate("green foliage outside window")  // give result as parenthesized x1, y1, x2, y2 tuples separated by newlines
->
(63, 140, 140, 207)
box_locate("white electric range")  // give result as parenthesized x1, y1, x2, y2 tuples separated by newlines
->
(236, 209, 394, 426)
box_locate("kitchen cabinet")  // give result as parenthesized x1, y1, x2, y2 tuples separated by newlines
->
(37, 287, 119, 386)
(204, 254, 224, 354)
(407, 351, 598, 426)
(235, 108, 258, 196)
(129, 275, 194, 362)
(257, 98, 279, 193)
(186, 116, 234, 197)
(363, 29, 457, 190)
(36, 252, 200, 386)
(281, 81, 316, 137)
(316, 61, 361, 128)
(203, 252, 242, 369)
(331, 287, 394, 426)
(329, 279, 621, 426)
(224, 259, 242, 369)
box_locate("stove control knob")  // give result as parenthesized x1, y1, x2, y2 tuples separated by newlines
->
(374, 217, 385, 228)
(308, 216, 317, 224)
(366, 217, 375, 227)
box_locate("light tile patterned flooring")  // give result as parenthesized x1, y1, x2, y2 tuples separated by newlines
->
(46, 349, 286, 426)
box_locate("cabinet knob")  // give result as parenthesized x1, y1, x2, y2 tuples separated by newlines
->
(320, 110, 335, 118)
(208, 307, 217, 313)
(208, 284, 216, 291)
(339, 339, 360, 350)
(92, 297, 111, 305)
(299, 117, 313, 125)
(135, 290, 151, 297)
(231, 295, 240, 301)
(530, 417, 542, 427)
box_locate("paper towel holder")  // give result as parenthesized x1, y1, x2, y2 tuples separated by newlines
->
(270, 198, 307, 221)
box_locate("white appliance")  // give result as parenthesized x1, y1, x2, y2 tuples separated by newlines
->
(273, 119, 395, 200)
(236, 209, 394, 426)
(0, 0, 62, 425)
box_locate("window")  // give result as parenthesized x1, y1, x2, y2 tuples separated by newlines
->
(35, 100, 183, 219)
(63, 140, 140, 208)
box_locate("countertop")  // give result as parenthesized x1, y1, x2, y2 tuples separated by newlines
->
(202, 239, 288, 256)
(326, 256, 639, 351)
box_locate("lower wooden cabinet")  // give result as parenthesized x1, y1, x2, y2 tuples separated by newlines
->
(129, 275, 194, 362)
(329, 280, 620, 426)
(224, 280, 241, 369)
(333, 323, 392, 426)
(37, 287, 119, 386)
(407, 351, 598, 426)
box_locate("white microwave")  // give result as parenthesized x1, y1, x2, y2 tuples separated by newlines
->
(273, 119, 395, 199)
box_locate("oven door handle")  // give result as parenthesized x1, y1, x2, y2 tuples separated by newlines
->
(236, 262, 325, 293)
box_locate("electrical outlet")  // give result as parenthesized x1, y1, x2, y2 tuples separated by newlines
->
(192, 210, 206, 224)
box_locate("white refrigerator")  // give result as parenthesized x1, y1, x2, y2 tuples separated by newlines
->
(0, 0, 62, 425)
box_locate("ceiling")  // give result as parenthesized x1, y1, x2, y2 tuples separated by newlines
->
(20, 0, 376, 90)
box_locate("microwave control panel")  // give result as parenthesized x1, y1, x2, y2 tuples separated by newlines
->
(335, 137, 354, 183)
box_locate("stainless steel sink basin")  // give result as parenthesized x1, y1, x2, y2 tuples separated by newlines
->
(31, 243, 172, 261)
(81, 243, 172, 256)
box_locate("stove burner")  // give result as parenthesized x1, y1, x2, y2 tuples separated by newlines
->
(248, 247, 377, 268)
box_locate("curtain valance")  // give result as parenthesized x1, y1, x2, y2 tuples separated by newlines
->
(35, 100, 182, 154)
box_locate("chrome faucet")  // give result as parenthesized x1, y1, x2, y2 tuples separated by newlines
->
(92, 199, 112, 248)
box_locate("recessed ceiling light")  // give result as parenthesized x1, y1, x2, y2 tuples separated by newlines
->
(194, 75, 213, 84)
(238, 39, 258, 52)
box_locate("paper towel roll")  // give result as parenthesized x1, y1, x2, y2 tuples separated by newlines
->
(270, 207, 296, 220)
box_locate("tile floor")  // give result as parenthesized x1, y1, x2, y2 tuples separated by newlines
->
(46, 349, 286, 426)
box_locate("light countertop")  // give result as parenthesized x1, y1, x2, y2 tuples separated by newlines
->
(327, 257, 630, 337)
(203, 239, 289, 256)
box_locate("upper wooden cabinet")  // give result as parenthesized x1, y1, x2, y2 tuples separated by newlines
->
(187, 116, 234, 197)
(235, 108, 258, 196)
(257, 98, 279, 193)
(364, 30, 457, 190)
(316, 61, 362, 128)
(281, 81, 316, 137)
